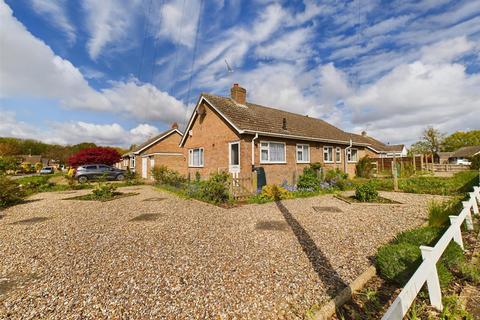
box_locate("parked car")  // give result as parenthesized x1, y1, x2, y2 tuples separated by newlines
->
(74, 164, 126, 183)
(456, 158, 471, 166)
(40, 166, 54, 174)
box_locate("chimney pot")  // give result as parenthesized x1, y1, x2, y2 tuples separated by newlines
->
(361, 131, 367, 137)
(230, 83, 246, 105)
(171, 122, 179, 129)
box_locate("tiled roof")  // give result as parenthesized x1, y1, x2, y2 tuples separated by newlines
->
(349, 134, 404, 152)
(451, 145, 480, 158)
(201, 93, 369, 145)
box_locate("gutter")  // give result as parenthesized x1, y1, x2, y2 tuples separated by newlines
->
(344, 139, 352, 172)
(251, 133, 258, 168)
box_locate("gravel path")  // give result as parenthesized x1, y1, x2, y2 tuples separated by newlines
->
(0, 186, 446, 319)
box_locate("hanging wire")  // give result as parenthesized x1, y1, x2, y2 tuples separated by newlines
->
(137, 0, 153, 81)
(170, 0, 187, 97)
(185, 0, 205, 106)
(149, 0, 166, 85)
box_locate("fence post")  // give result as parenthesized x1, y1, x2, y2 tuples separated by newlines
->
(462, 202, 474, 231)
(469, 193, 479, 214)
(419, 246, 443, 311)
(449, 215, 465, 248)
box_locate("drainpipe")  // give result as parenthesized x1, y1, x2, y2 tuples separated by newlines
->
(344, 139, 352, 173)
(251, 133, 258, 169)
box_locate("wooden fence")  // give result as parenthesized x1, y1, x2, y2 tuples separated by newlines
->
(382, 174, 480, 319)
(370, 156, 421, 173)
(230, 176, 254, 200)
(423, 163, 469, 172)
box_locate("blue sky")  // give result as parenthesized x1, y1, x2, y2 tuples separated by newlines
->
(0, 0, 479, 147)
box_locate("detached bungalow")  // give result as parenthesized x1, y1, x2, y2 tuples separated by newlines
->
(438, 145, 480, 164)
(121, 123, 186, 180)
(179, 84, 386, 185)
(359, 133, 407, 158)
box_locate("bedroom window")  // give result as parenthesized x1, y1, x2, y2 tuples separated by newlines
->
(347, 148, 358, 162)
(188, 148, 204, 167)
(323, 146, 333, 163)
(296, 144, 310, 163)
(260, 141, 286, 163)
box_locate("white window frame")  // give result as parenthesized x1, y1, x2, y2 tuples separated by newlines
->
(188, 148, 204, 167)
(335, 147, 341, 163)
(296, 144, 310, 163)
(347, 148, 359, 163)
(323, 146, 333, 163)
(259, 141, 287, 164)
(130, 157, 135, 169)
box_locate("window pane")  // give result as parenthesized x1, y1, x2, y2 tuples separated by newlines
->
(230, 143, 239, 165)
(261, 149, 268, 161)
(304, 146, 309, 161)
(270, 143, 284, 161)
(297, 150, 303, 161)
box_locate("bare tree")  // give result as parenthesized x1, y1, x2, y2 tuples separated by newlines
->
(422, 127, 443, 154)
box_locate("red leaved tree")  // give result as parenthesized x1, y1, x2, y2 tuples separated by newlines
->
(68, 147, 121, 167)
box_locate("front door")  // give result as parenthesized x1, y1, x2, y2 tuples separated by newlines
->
(142, 157, 148, 179)
(229, 141, 240, 175)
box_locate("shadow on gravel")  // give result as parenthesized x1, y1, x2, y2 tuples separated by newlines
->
(130, 213, 162, 222)
(276, 201, 348, 298)
(10, 217, 49, 225)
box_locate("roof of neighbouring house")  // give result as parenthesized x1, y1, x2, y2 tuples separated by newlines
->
(194, 93, 374, 146)
(127, 128, 182, 156)
(450, 145, 480, 158)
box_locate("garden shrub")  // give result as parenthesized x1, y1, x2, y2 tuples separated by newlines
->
(440, 242, 464, 270)
(0, 175, 26, 208)
(34, 162, 43, 172)
(470, 154, 480, 170)
(0, 156, 18, 173)
(440, 295, 474, 319)
(124, 171, 142, 186)
(460, 262, 480, 285)
(437, 262, 453, 289)
(197, 171, 231, 204)
(297, 167, 320, 191)
(394, 226, 443, 247)
(356, 155, 375, 178)
(428, 199, 462, 228)
(354, 182, 378, 202)
(152, 165, 186, 188)
(92, 183, 118, 200)
(260, 184, 291, 201)
(376, 242, 421, 285)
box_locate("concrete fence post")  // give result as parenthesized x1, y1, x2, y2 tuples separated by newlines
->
(449, 215, 465, 248)
(462, 202, 474, 231)
(419, 246, 443, 311)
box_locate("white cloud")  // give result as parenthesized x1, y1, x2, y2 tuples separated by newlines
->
(0, 109, 41, 139)
(255, 27, 313, 61)
(0, 1, 188, 125)
(156, 0, 201, 48)
(82, 0, 141, 60)
(30, 0, 76, 43)
(420, 36, 474, 64)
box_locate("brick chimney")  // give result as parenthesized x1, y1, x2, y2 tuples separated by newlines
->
(361, 131, 367, 137)
(171, 122, 179, 129)
(230, 83, 246, 105)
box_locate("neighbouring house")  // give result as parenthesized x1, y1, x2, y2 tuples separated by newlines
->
(358, 133, 408, 158)
(437, 145, 480, 164)
(120, 123, 186, 180)
(179, 83, 394, 186)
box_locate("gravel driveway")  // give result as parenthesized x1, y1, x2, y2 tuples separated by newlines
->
(0, 186, 446, 319)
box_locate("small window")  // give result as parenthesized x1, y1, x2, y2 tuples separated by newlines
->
(335, 147, 341, 163)
(189, 148, 204, 167)
(260, 142, 286, 163)
(130, 157, 135, 168)
(296, 144, 310, 163)
(347, 148, 358, 162)
(323, 146, 333, 163)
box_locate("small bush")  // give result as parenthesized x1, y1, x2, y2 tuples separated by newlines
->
(197, 172, 231, 204)
(376, 242, 421, 285)
(152, 165, 186, 188)
(124, 171, 142, 186)
(0, 175, 26, 208)
(440, 242, 465, 269)
(356, 155, 375, 178)
(394, 226, 443, 247)
(92, 183, 118, 200)
(470, 154, 480, 170)
(354, 182, 378, 202)
(297, 167, 320, 191)
(260, 184, 291, 201)
(437, 262, 453, 289)
(460, 262, 480, 285)
(440, 295, 474, 319)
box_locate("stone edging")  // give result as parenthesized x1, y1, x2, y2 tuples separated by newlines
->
(311, 265, 377, 320)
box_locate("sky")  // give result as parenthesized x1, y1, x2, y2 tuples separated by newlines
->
(0, 0, 479, 148)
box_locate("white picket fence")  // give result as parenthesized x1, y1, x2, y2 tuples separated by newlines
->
(382, 181, 480, 319)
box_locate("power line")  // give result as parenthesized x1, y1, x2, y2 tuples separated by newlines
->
(185, 0, 205, 106)
(137, 0, 153, 81)
(149, 0, 165, 85)
(170, 0, 187, 97)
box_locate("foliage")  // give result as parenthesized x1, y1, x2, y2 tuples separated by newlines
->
(442, 130, 480, 152)
(440, 295, 474, 320)
(34, 162, 43, 172)
(91, 183, 119, 200)
(123, 171, 143, 186)
(408, 141, 431, 156)
(460, 262, 480, 285)
(0, 156, 18, 173)
(68, 147, 121, 167)
(394, 226, 443, 247)
(428, 200, 462, 228)
(323, 168, 349, 190)
(310, 162, 322, 172)
(470, 154, 480, 170)
(436, 262, 453, 289)
(0, 175, 26, 208)
(20, 162, 35, 173)
(440, 242, 465, 270)
(376, 242, 421, 285)
(297, 167, 321, 191)
(259, 184, 291, 201)
(355, 155, 375, 178)
(422, 126, 444, 154)
(152, 165, 186, 188)
(354, 182, 378, 202)
(196, 172, 231, 205)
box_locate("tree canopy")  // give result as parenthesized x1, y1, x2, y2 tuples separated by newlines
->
(441, 130, 480, 151)
(68, 147, 121, 167)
